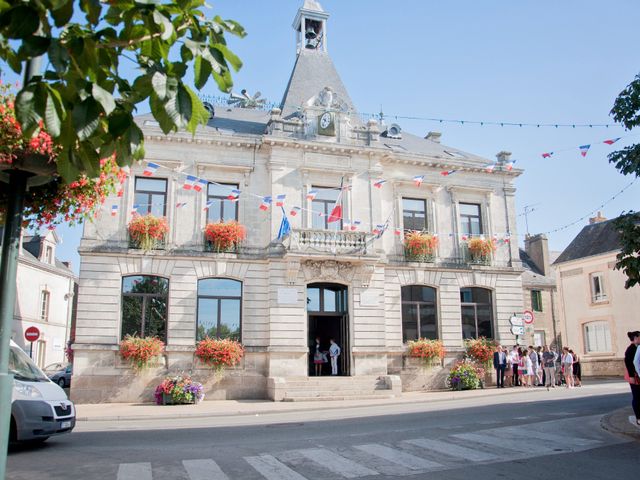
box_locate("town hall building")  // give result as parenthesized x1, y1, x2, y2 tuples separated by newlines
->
(72, 0, 524, 403)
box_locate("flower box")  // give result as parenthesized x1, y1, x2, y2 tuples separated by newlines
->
(203, 221, 246, 253)
(464, 238, 496, 265)
(128, 214, 169, 252)
(155, 375, 204, 405)
(119, 335, 165, 370)
(195, 338, 244, 373)
(403, 232, 438, 263)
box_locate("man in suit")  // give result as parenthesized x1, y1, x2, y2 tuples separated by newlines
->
(493, 345, 507, 388)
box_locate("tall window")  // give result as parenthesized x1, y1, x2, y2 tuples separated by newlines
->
(121, 276, 168, 340)
(311, 186, 342, 231)
(197, 279, 242, 341)
(583, 321, 611, 353)
(589, 272, 607, 302)
(531, 290, 543, 312)
(40, 290, 50, 321)
(459, 203, 482, 236)
(207, 183, 239, 223)
(44, 246, 53, 264)
(402, 198, 427, 232)
(460, 287, 493, 339)
(401, 286, 438, 342)
(134, 177, 167, 217)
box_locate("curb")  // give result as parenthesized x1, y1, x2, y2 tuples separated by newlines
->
(600, 407, 640, 440)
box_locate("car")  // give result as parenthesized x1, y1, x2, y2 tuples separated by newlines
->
(44, 363, 72, 388)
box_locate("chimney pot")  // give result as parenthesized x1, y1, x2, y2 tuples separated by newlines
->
(588, 211, 607, 224)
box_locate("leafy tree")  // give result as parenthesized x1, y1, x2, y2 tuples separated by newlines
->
(609, 74, 640, 288)
(0, 0, 245, 181)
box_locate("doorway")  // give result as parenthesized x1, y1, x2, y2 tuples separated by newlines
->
(307, 283, 349, 376)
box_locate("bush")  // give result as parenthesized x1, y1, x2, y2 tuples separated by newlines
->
(448, 359, 485, 390)
(195, 338, 244, 372)
(119, 335, 165, 370)
(407, 338, 445, 365)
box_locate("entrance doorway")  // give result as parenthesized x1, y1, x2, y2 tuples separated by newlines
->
(307, 283, 349, 376)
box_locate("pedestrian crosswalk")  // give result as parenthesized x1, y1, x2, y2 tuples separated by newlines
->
(114, 416, 622, 480)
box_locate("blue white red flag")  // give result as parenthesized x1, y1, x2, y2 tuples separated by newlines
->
(259, 196, 272, 211)
(373, 179, 387, 188)
(440, 170, 456, 176)
(111, 205, 118, 217)
(350, 220, 361, 231)
(394, 228, 402, 236)
(183, 175, 197, 190)
(306, 190, 318, 200)
(579, 145, 590, 157)
(227, 189, 241, 202)
(413, 175, 424, 186)
(131, 204, 139, 216)
(603, 138, 621, 145)
(505, 160, 516, 171)
(275, 194, 286, 207)
(193, 179, 208, 192)
(203, 200, 214, 211)
(541, 152, 554, 158)
(290, 206, 301, 216)
(143, 162, 160, 177)
(485, 163, 497, 172)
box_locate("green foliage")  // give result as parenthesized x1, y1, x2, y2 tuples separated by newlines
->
(609, 74, 640, 288)
(0, 0, 245, 181)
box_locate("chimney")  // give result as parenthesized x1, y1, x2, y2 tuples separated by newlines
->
(524, 234, 550, 277)
(496, 151, 512, 163)
(425, 131, 441, 143)
(589, 211, 607, 225)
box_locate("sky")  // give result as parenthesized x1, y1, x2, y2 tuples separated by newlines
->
(12, 0, 640, 272)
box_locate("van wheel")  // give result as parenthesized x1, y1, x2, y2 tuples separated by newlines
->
(58, 378, 66, 388)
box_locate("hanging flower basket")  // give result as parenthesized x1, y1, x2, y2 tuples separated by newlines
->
(154, 375, 204, 405)
(466, 238, 496, 264)
(119, 335, 165, 370)
(404, 231, 438, 262)
(195, 337, 244, 373)
(407, 338, 445, 367)
(464, 337, 497, 367)
(203, 221, 246, 253)
(128, 214, 169, 252)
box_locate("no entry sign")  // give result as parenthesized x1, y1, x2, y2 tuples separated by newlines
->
(523, 310, 535, 325)
(24, 326, 40, 343)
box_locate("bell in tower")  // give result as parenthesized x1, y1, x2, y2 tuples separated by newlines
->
(293, 0, 329, 53)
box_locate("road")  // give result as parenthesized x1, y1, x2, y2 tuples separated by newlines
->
(7, 383, 639, 480)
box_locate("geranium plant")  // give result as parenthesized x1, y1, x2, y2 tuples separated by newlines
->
(119, 335, 165, 370)
(464, 337, 498, 366)
(128, 214, 169, 252)
(154, 374, 204, 405)
(467, 237, 496, 263)
(448, 359, 484, 390)
(203, 221, 246, 253)
(407, 338, 446, 366)
(195, 337, 244, 373)
(404, 231, 438, 262)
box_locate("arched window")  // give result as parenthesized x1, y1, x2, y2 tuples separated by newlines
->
(121, 276, 169, 340)
(197, 279, 242, 341)
(460, 287, 493, 339)
(401, 286, 438, 342)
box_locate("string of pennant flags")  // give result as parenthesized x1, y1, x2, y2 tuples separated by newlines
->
(538, 134, 639, 159)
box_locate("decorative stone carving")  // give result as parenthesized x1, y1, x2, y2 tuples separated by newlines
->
(285, 260, 300, 285)
(358, 264, 376, 288)
(302, 260, 356, 283)
(305, 87, 350, 112)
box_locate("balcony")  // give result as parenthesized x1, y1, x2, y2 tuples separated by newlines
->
(459, 242, 492, 266)
(287, 229, 375, 256)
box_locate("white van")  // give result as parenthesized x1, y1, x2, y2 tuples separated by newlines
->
(9, 340, 75, 443)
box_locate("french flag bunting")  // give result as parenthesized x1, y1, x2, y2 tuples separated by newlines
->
(413, 175, 424, 186)
(461, 234, 468, 241)
(441, 170, 456, 176)
(203, 200, 214, 211)
(350, 220, 361, 231)
(290, 206, 301, 217)
(505, 160, 516, 171)
(143, 162, 160, 177)
(183, 175, 197, 190)
(306, 190, 318, 200)
(603, 137, 621, 145)
(327, 203, 342, 223)
(111, 205, 118, 217)
(117, 187, 124, 197)
(275, 194, 286, 207)
(259, 196, 272, 211)
(176, 202, 187, 209)
(579, 145, 590, 157)
(342, 184, 353, 191)
(541, 152, 554, 158)
(394, 228, 403, 236)
(372, 225, 383, 235)
(373, 179, 387, 188)
(193, 179, 208, 192)
(227, 189, 241, 202)
(343, 221, 351, 230)
(130, 205, 139, 216)
(485, 163, 496, 172)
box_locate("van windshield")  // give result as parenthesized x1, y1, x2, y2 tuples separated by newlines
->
(9, 346, 49, 382)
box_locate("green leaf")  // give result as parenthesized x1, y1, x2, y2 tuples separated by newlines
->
(152, 9, 174, 41)
(43, 84, 65, 137)
(1, 5, 39, 39)
(72, 98, 102, 141)
(48, 38, 70, 74)
(165, 83, 192, 129)
(18, 35, 51, 58)
(92, 83, 116, 115)
(149, 93, 175, 134)
(151, 71, 168, 101)
(15, 84, 41, 136)
(80, 0, 102, 25)
(193, 55, 211, 90)
(51, 0, 74, 28)
(185, 85, 209, 133)
(55, 149, 81, 183)
(212, 43, 242, 71)
(108, 109, 132, 137)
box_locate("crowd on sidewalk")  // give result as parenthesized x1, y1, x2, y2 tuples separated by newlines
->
(492, 344, 582, 389)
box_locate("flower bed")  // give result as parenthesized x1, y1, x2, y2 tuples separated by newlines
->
(119, 335, 165, 370)
(128, 214, 169, 252)
(447, 359, 485, 390)
(203, 221, 246, 253)
(154, 375, 204, 405)
(404, 231, 438, 262)
(464, 337, 497, 365)
(466, 237, 496, 263)
(195, 337, 244, 372)
(407, 338, 445, 366)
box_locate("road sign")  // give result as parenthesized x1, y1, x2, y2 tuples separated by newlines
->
(523, 310, 535, 324)
(511, 325, 525, 336)
(24, 326, 40, 343)
(510, 316, 524, 327)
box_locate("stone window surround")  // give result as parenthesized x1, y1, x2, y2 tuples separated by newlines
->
(588, 271, 608, 305)
(119, 274, 170, 342)
(448, 187, 493, 239)
(460, 286, 496, 340)
(400, 284, 439, 343)
(205, 181, 240, 224)
(393, 183, 438, 257)
(580, 317, 615, 356)
(39, 288, 50, 322)
(195, 277, 243, 342)
(301, 169, 354, 230)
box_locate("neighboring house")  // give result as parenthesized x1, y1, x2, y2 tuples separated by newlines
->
(554, 213, 640, 376)
(519, 234, 561, 349)
(11, 230, 77, 368)
(73, 0, 525, 403)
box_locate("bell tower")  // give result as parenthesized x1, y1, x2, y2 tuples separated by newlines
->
(293, 0, 329, 53)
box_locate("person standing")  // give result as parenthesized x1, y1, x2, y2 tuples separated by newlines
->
(312, 337, 324, 376)
(571, 349, 582, 387)
(329, 338, 341, 376)
(536, 346, 544, 387)
(493, 345, 507, 388)
(528, 346, 539, 386)
(624, 331, 640, 427)
(519, 348, 529, 387)
(542, 345, 557, 389)
(561, 347, 574, 388)
(509, 345, 520, 387)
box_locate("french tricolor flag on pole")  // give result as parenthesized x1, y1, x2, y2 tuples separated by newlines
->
(290, 206, 301, 217)
(603, 138, 621, 145)
(193, 179, 208, 192)
(413, 175, 424, 186)
(306, 190, 318, 200)
(579, 145, 591, 157)
(183, 175, 197, 190)
(111, 205, 119, 217)
(259, 196, 272, 211)
(275, 194, 286, 207)
(143, 162, 160, 177)
(440, 170, 456, 176)
(227, 189, 241, 202)
(373, 179, 387, 188)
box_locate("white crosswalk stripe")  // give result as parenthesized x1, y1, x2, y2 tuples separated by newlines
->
(404, 437, 499, 462)
(497, 426, 602, 447)
(183, 459, 229, 480)
(353, 443, 443, 470)
(245, 454, 308, 480)
(452, 432, 563, 455)
(296, 447, 379, 478)
(117, 462, 152, 480)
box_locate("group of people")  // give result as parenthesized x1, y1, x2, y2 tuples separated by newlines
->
(493, 344, 582, 388)
(312, 337, 341, 376)
(624, 331, 640, 427)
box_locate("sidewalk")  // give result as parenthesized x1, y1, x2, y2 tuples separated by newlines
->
(601, 407, 640, 440)
(75, 378, 625, 422)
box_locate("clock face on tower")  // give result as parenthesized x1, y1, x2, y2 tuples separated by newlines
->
(317, 112, 335, 136)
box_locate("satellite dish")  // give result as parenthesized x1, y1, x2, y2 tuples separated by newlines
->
(203, 102, 215, 119)
(385, 123, 402, 139)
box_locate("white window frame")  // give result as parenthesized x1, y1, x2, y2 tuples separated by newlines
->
(40, 290, 50, 321)
(589, 272, 607, 303)
(583, 321, 611, 353)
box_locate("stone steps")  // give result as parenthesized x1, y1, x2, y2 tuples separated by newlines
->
(269, 375, 401, 401)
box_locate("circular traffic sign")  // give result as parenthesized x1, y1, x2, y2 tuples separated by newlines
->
(24, 326, 40, 342)
(523, 310, 535, 325)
